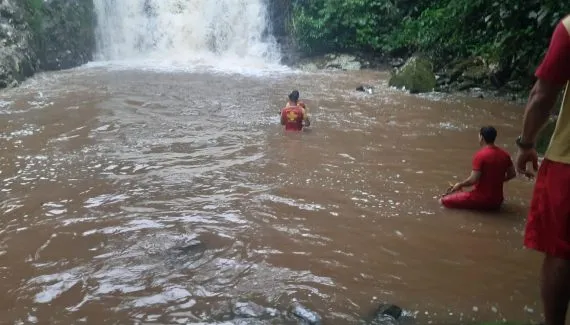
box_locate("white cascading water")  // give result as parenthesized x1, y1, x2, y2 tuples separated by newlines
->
(92, 0, 282, 70)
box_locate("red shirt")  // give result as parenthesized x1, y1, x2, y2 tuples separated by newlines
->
(471, 146, 513, 204)
(535, 17, 570, 84)
(535, 17, 570, 163)
(281, 106, 304, 131)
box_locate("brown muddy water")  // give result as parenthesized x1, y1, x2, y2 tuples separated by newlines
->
(0, 64, 541, 324)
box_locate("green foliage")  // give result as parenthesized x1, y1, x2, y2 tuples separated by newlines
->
(24, 0, 44, 34)
(291, 0, 401, 54)
(291, 0, 570, 82)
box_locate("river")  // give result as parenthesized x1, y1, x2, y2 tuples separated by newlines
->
(0, 63, 541, 324)
(0, 0, 544, 324)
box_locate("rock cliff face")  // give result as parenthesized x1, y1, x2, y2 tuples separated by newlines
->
(38, 0, 95, 71)
(0, 1, 36, 88)
(266, 0, 299, 65)
(0, 0, 95, 90)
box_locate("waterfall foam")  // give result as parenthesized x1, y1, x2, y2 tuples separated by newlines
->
(92, 0, 285, 72)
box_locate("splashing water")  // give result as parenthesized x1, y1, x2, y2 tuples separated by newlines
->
(92, 0, 282, 70)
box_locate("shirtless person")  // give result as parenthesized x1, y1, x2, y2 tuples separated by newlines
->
(281, 90, 311, 131)
(440, 126, 516, 210)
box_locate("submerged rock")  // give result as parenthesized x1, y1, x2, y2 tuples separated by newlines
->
(368, 303, 408, 325)
(375, 304, 403, 319)
(233, 301, 278, 319)
(290, 301, 322, 325)
(356, 84, 374, 94)
(370, 314, 399, 325)
(388, 56, 436, 94)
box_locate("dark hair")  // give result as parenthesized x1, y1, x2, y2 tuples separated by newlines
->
(288, 90, 300, 102)
(480, 126, 497, 144)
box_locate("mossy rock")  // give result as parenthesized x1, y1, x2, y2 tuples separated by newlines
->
(389, 56, 436, 94)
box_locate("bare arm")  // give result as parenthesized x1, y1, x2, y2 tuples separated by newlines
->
(457, 170, 481, 188)
(520, 79, 563, 144)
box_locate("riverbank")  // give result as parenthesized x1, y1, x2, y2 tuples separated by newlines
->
(287, 50, 558, 155)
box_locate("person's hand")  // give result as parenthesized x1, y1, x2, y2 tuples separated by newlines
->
(450, 183, 463, 193)
(516, 148, 539, 179)
(444, 183, 462, 196)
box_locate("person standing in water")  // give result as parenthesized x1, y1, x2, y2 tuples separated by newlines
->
(440, 126, 516, 210)
(516, 15, 570, 325)
(281, 90, 311, 131)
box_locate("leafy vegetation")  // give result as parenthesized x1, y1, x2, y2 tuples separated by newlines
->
(291, 0, 570, 82)
(24, 0, 43, 33)
(24, 0, 45, 54)
(289, 0, 570, 152)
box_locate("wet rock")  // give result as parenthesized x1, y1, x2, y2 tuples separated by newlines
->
(233, 302, 277, 319)
(436, 75, 451, 87)
(356, 84, 374, 94)
(375, 304, 403, 319)
(299, 62, 319, 72)
(324, 53, 362, 71)
(457, 81, 476, 91)
(388, 56, 436, 94)
(435, 56, 513, 92)
(505, 80, 524, 91)
(370, 314, 399, 325)
(0, 0, 95, 90)
(389, 57, 405, 68)
(0, 1, 37, 89)
(39, 0, 96, 70)
(290, 301, 322, 325)
(171, 238, 203, 255)
(442, 57, 487, 83)
(368, 303, 405, 325)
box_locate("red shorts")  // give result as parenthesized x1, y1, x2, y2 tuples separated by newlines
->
(441, 191, 502, 211)
(524, 159, 570, 259)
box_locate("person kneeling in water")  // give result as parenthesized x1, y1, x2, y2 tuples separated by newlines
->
(440, 126, 516, 210)
(281, 90, 311, 131)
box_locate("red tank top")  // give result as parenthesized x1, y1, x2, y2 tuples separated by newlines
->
(281, 106, 304, 131)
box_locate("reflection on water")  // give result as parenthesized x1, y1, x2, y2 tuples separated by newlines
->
(0, 65, 540, 324)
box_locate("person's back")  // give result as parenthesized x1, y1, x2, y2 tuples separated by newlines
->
(281, 105, 304, 131)
(471, 145, 512, 205)
(440, 126, 516, 211)
(281, 90, 309, 131)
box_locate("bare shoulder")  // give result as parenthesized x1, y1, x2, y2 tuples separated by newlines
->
(563, 15, 570, 29)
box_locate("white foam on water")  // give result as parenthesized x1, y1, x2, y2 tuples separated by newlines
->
(30, 268, 83, 304)
(84, 193, 129, 208)
(83, 219, 166, 236)
(131, 286, 192, 307)
(256, 194, 325, 211)
(90, 0, 294, 76)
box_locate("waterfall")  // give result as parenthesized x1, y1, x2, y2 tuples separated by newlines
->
(92, 0, 281, 67)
